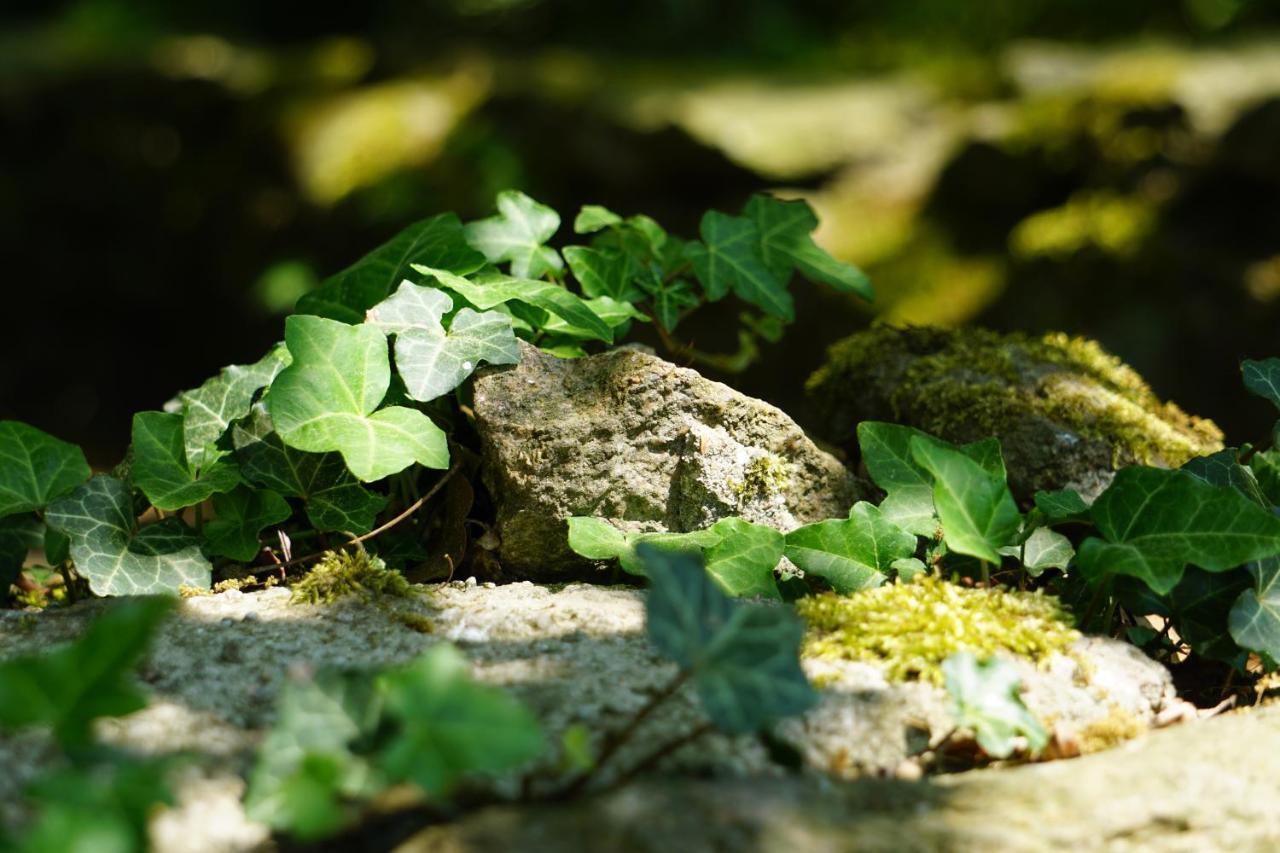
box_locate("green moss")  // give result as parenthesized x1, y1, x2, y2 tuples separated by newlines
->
(809, 325, 1222, 467)
(731, 455, 791, 502)
(290, 547, 414, 606)
(1076, 705, 1147, 754)
(795, 575, 1079, 685)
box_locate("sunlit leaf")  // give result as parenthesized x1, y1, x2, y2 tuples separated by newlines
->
(784, 501, 915, 593)
(573, 204, 622, 234)
(464, 190, 563, 279)
(743, 194, 872, 300)
(177, 343, 292, 470)
(1019, 526, 1074, 575)
(46, 476, 211, 596)
(685, 211, 792, 319)
(563, 245, 644, 302)
(702, 517, 782, 599)
(942, 652, 1046, 759)
(268, 315, 449, 482)
(911, 436, 1021, 564)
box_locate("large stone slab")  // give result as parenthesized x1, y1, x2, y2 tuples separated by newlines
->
(472, 342, 866, 576)
(0, 582, 1184, 850)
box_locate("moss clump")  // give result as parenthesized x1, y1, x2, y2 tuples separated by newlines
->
(731, 455, 791, 502)
(179, 575, 279, 598)
(1077, 705, 1147, 754)
(795, 575, 1079, 685)
(808, 325, 1222, 468)
(290, 548, 413, 605)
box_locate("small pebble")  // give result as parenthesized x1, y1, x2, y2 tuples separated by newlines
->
(465, 576, 478, 587)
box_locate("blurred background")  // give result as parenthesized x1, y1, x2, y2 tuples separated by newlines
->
(2, 0, 1280, 466)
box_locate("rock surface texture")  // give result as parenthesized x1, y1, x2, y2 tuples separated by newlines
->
(0, 583, 1191, 851)
(807, 326, 1223, 501)
(472, 342, 865, 575)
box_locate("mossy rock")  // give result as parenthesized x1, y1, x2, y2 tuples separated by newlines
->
(807, 325, 1222, 500)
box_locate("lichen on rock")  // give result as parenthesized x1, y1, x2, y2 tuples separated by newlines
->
(796, 575, 1079, 685)
(807, 325, 1222, 500)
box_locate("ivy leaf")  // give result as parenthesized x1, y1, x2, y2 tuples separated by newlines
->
(0, 514, 41, 597)
(911, 436, 1021, 564)
(364, 281, 452, 335)
(369, 282, 519, 403)
(702, 517, 783, 599)
(1164, 568, 1251, 663)
(416, 266, 613, 343)
(541, 296, 647, 340)
(641, 544, 817, 734)
(46, 476, 212, 595)
(1077, 467, 1280, 594)
(204, 486, 293, 562)
(857, 422, 937, 536)
(891, 556, 928, 581)
(131, 412, 240, 511)
(784, 501, 915, 593)
(1242, 358, 1280, 411)
(295, 214, 484, 323)
(267, 315, 449, 482)
(1033, 488, 1092, 523)
(232, 406, 387, 534)
(177, 343, 292, 470)
(565, 516, 720, 576)
(1230, 556, 1280, 665)
(376, 644, 545, 796)
(639, 276, 698, 332)
(743, 194, 872, 300)
(463, 190, 563, 279)
(0, 421, 91, 518)
(685, 211, 793, 319)
(562, 246, 644, 302)
(1250, 449, 1280, 506)
(244, 668, 383, 840)
(1183, 448, 1269, 507)
(942, 652, 1047, 759)
(573, 205, 622, 234)
(0, 595, 173, 747)
(1019, 526, 1074, 576)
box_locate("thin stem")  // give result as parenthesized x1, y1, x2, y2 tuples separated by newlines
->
(595, 722, 713, 796)
(553, 669, 690, 799)
(265, 462, 460, 574)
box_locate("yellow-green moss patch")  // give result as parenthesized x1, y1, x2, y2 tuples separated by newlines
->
(796, 575, 1079, 685)
(1077, 704, 1147, 754)
(731, 455, 791, 501)
(290, 547, 414, 605)
(808, 325, 1222, 468)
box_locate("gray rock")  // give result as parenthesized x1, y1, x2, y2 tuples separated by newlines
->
(806, 326, 1223, 502)
(0, 583, 1186, 851)
(472, 342, 866, 575)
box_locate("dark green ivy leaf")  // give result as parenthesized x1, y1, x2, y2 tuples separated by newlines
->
(641, 544, 816, 734)
(295, 214, 484, 323)
(562, 245, 644, 302)
(1077, 467, 1280, 595)
(1230, 556, 1280, 665)
(0, 421, 91, 518)
(1182, 448, 1268, 507)
(743, 194, 872, 300)
(131, 411, 241, 511)
(685, 211, 792, 319)
(1033, 488, 1092, 523)
(232, 406, 386, 535)
(204, 486, 293, 562)
(1250, 449, 1280, 506)
(1242, 358, 1280, 412)
(0, 596, 174, 748)
(46, 476, 212, 596)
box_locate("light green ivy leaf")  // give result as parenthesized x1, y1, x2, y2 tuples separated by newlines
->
(784, 501, 915, 593)
(0, 421, 92, 518)
(1019, 526, 1075, 576)
(267, 315, 449, 482)
(204, 486, 293, 562)
(911, 436, 1021, 564)
(942, 652, 1047, 759)
(46, 476, 212, 596)
(369, 282, 519, 403)
(463, 190, 563, 279)
(131, 412, 241, 511)
(573, 204, 623, 233)
(415, 266, 613, 343)
(565, 516, 721, 576)
(177, 343, 292, 470)
(702, 517, 783, 599)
